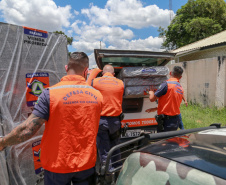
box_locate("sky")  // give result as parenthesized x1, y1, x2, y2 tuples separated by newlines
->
(0, 0, 188, 67)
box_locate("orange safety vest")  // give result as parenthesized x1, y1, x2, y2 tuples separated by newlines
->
(157, 78, 183, 116)
(92, 72, 124, 117)
(40, 75, 103, 173)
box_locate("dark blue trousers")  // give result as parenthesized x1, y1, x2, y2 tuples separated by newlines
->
(44, 167, 95, 185)
(96, 116, 121, 170)
(178, 113, 185, 130)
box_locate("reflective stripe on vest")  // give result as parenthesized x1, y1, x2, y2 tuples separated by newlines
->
(49, 85, 95, 90)
(166, 81, 181, 86)
(167, 81, 183, 95)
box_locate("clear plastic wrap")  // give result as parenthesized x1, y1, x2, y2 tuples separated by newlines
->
(118, 66, 168, 97)
(0, 151, 9, 185)
(0, 22, 68, 185)
(124, 85, 160, 97)
(123, 76, 167, 86)
(118, 66, 169, 78)
(6, 136, 44, 185)
(0, 126, 9, 185)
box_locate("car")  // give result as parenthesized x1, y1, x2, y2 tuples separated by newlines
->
(100, 124, 226, 185)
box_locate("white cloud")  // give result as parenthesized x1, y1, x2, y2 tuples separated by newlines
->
(77, 25, 134, 42)
(88, 53, 97, 69)
(82, 0, 172, 29)
(71, 20, 83, 34)
(71, 22, 163, 54)
(70, 0, 167, 61)
(107, 36, 164, 51)
(72, 40, 105, 53)
(67, 29, 73, 37)
(74, 10, 79, 15)
(71, 24, 134, 53)
(0, 0, 72, 31)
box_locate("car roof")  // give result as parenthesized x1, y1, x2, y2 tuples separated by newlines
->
(139, 128, 226, 179)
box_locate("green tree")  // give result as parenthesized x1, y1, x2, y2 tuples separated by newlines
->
(54, 31, 73, 45)
(159, 0, 226, 50)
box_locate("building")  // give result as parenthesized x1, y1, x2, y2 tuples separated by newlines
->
(168, 30, 226, 108)
(171, 30, 226, 63)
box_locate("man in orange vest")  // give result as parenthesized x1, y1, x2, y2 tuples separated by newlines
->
(92, 64, 124, 170)
(0, 52, 103, 185)
(147, 66, 184, 132)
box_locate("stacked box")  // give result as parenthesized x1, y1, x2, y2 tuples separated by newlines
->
(118, 66, 169, 97)
(0, 22, 68, 185)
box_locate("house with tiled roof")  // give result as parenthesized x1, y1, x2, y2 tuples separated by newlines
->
(171, 30, 226, 63)
(167, 30, 226, 108)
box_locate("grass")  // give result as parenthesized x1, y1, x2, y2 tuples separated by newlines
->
(180, 103, 226, 129)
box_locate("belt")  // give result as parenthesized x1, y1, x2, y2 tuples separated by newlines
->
(101, 115, 120, 118)
(164, 114, 179, 119)
(101, 113, 124, 121)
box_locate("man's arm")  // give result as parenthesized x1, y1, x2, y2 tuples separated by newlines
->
(0, 114, 46, 151)
(149, 91, 158, 102)
(145, 107, 158, 113)
(149, 82, 167, 102)
(182, 94, 188, 107)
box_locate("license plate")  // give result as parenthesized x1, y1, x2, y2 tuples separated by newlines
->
(124, 129, 141, 138)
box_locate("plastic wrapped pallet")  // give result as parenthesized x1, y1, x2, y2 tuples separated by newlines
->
(0, 22, 68, 185)
(118, 66, 169, 97)
(123, 76, 167, 86)
(118, 66, 169, 78)
(124, 85, 160, 97)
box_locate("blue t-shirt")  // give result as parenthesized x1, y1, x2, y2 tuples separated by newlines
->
(32, 89, 50, 121)
(154, 81, 168, 98)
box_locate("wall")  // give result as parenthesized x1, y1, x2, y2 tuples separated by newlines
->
(167, 56, 226, 108)
(175, 45, 226, 63)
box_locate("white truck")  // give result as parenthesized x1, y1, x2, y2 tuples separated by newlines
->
(88, 49, 175, 139)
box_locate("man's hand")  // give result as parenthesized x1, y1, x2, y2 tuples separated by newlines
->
(182, 94, 188, 107)
(149, 91, 158, 102)
(149, 90, 155, 96)
(145, 107, 158, 113)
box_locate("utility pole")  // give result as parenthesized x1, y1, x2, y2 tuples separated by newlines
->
(169, 0, 173, 22)
(100, 41, 101, 49)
